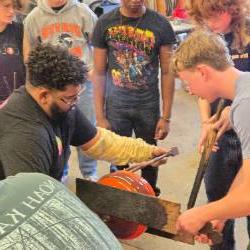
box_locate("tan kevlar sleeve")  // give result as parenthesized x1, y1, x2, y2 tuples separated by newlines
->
(83, 127, 156, 165)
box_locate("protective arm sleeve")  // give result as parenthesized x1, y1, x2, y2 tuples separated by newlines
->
(83, 127, 156, 165)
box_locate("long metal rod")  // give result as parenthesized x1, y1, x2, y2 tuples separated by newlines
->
(126, 147, 179, 172)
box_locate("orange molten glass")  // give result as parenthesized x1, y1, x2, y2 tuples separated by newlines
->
(98, 170, 155, 239)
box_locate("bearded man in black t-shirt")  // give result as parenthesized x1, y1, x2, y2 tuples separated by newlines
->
(0, 43, 168, 180)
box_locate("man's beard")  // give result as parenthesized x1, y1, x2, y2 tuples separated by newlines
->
(50, 103, 71, 123)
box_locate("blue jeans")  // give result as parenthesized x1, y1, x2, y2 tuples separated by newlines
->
(204, 130, 250, 250)
(106, 102, 160, 190)
(76, 81, 97, 179)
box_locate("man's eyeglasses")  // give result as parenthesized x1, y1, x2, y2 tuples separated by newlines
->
(59, 85, 86, 106)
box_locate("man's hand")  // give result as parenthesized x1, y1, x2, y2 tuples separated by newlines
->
(127, 146, 169, 170)
(152, 146, 167, 157)
(96, 117, 111, 130)
(198, 123, 210, 153)
(177, 208, 225, 246)
(151, 146, 169, 167)
(154, 118, 170, 140)
(198, 122, 219, 153)
(210, 106, 231, 141)
(176, 207, 207, 235)
(198, 106, 231, 153)
(194, 219, 225, 245)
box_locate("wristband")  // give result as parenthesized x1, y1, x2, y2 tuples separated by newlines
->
(160, 116, 171, 123)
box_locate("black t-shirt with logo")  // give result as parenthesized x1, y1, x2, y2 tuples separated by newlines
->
(225, 32, 250, 72)
(0, 87, 97, 180)
(92, 7, 176, 107)
(0, 22, 25, 103)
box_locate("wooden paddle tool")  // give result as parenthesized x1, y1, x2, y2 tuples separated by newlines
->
(76, 145, 222, 245)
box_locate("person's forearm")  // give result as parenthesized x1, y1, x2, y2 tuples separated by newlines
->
(161, 72, 174, 120)
(198, 160, 250, 221)
(82, 128, 156, 165)
(92, 70, 106, 120)
(160, 45, 175, 119)
(159, 45, 175, 120)
(199, 186, 250, 222)
(198, 98, 211, 123)
(92, 48, 108, 121)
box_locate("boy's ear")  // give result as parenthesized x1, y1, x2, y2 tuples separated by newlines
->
(196, 64, 211, 81)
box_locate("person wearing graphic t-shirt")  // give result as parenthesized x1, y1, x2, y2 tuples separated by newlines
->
(0, 43, 168, 181)
(0, 0, 25, 104)
(91, 0, 176, 196)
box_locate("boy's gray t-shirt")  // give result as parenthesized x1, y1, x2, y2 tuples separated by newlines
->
(230, 72, 250, 159)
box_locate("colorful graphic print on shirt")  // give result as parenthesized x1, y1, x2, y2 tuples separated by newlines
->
(107, 25, 156, 90)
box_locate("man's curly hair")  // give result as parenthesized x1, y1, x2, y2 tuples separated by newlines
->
(27, 43, 88, 90)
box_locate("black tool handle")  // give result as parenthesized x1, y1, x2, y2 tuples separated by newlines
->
(199, 222, 223, 245)
(187, 151, 207, 209)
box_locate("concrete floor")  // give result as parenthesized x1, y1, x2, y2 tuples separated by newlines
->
(68, 85, 248, 249)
